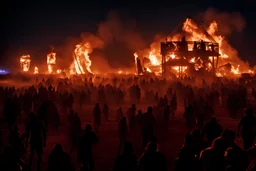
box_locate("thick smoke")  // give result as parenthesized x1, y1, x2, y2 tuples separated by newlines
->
(199, 8, 249, 72)
(199, 8, 246, 36)
(97, 10, 146, 52)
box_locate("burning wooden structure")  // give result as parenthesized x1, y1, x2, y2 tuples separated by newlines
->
(160, 36, 220, 77)
(20, 55, 31, 72)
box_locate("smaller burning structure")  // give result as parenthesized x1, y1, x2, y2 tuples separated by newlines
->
(34, 67, 39, 74)
(20, 55, 31, 72)
(47, 52, 56, 74)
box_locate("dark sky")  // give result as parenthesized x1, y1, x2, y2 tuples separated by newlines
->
(1, 0, 256, 71)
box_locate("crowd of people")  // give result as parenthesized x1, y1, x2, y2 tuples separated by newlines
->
(0, 75, 255, 171)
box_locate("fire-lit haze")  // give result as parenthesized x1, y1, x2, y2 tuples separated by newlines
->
(4, 8, 254, 77)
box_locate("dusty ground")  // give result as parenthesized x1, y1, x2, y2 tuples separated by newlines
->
(0, 102, 244, 171)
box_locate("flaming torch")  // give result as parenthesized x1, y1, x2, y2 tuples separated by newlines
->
(20, 55, 31, 72)
(47, 52, 56, 74)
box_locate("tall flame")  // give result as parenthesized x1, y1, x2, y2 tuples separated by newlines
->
(70, 43, 93, 74)
(47, 52, 56, 74)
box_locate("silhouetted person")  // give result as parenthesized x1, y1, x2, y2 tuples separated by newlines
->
(25, 112, 46, 171)
(191, 128, 206, 157)
(246, 143, 256, 171)
(116, 107, 124, 122)
(202, 117, 223, 145)
(221, 129, 248, 169)
(93, 103, 101, 132)
(200, 137, 227, 171)
(113, 142, 137, 171)
(69, 112, 82, 156)
(8, 125, 27, 158)
(126, 104, 136, 135)
(138, 142, 167, 171)
(52, 111, 60, 134)
(47, 144, 74, 171)
(0, 131, 2, 149)
(184, 105, 196, 130)
(224, 147, 244, 171)
(118, 117, 128, 154)
(78, 124, 99, 171)
(141, 106, 156, 148)
(0, 145, 21, 171)
(163, 105, 171, 131)
(4, 97, 17, 130)
(103, 104, 109, 121)
(175, 134, 199, 171)
(237, 107, 256, 150)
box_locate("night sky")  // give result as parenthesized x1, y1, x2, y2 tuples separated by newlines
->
(2, 0, 256, 71)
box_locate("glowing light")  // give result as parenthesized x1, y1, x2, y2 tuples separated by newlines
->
(47, 52, 56, 74)
(34, 67, 39, 74)
(71, 43, 93, 75)
(56, 69, 62, 74)
(20, 55, 31, 72)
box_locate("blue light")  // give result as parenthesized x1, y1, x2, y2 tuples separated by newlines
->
(0, 69, 9, 74)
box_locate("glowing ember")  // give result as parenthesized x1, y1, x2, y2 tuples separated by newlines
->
(34, 67, 39, 74)
(56, 69, 62, 74)
(20, 55, 31, 72)
(170, 53, 176, 59)
(189, 57, 196, 63)
(47, 52, 56, 74)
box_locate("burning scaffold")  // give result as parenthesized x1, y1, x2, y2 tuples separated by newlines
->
(20, 55, 31, 72)
(134, 18, 253, 77)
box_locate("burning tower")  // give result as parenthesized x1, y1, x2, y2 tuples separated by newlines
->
(20, 55, 31, 72)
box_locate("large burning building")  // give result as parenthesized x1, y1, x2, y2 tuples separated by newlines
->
(134, 18, 252, 78)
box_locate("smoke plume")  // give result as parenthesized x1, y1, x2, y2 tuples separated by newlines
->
(199, 8, 246, 36)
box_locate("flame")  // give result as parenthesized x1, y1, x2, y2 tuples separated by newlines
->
(231, 65, 240, 75)
(20, 55, 31, 72)
(149, 50, 161, 65)
(189, 57, 196, 63)
(34, 67, 39, 74)
(47, 52, 56, 74)
(170, 53, 176, 59)
(134, 18, 251, 76)
(56, 69, 62, 74)
(134, 52, 138, 62)
(70, 43, 93, 74)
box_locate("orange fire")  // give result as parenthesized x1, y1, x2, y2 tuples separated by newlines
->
(34, 67, 39, 74)
(56, 69, 62, 74)
(47, 52, 56, 74)
(70, 43, 93, 75)
(134, 18, 251, 76)
(20, 55, 31, 72)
